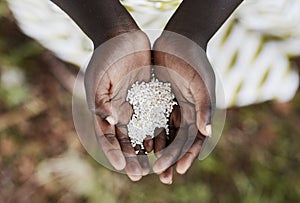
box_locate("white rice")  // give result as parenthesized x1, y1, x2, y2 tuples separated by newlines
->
(126, 78, 177, 148)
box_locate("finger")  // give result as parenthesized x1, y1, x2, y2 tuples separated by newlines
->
(159, 167, 173, 185)
(154, 128, 173, 184)
(94, 97, 118, 125)
(195, 105, 212, 137)
(154, 128, 167, 158)
(133, 144, 151, 176)
(193, 84, 212, 137)
(176, 130, 206, 175)
(143, 136, 154, 153)
(153, 128, 188, 174)
(168, 105, 181, 144)
(116, 127, 143, 181)
(153, 107, 181, 175)
(94, 115, 126, 171)
(180, 124, 198, 156)
(137, 149, 151, 176)
(166, 104, 181, 170)
(189, 73, 214, 137)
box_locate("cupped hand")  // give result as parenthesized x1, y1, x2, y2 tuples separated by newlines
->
(152, 31, 216, 184)
(84, 30, 152, 181)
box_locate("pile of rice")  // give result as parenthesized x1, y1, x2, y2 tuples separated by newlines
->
(126, 78, 177, 149)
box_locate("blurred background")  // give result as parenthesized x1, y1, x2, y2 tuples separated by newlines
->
(1, 0, 300, 202)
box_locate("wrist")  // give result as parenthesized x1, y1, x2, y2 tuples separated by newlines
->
(163, 28, 209, 50)
(50, 0, 139, 47)
(164, 0, 243, 50)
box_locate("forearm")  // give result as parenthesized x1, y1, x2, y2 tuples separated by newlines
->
(164, 0, 243, 49)
(50, 0, 139, 47)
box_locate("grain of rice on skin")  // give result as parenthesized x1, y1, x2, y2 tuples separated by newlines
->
(126, 78, 177, 149)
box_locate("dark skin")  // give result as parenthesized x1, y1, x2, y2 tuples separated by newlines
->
(50, 0, 139, 47)
(164, 0, 243, 50)
(50, 0, 242, 184)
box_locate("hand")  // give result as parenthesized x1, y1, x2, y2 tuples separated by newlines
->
(84, 30, 152, 181)
(152, 31, 216, 184)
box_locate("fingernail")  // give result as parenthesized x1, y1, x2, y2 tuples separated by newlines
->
(164, 179, 172, 185)
(205, 125, 212, 137)
(128, 174, 142, 182)
(106, 116, 117, 125)
(160, 174, 173, 185)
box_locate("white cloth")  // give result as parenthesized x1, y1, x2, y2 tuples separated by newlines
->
(7, 0, 300, 107)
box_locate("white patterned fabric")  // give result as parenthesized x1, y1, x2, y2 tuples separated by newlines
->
(7, 0, 94, 67)
(6, 0, 300, 107)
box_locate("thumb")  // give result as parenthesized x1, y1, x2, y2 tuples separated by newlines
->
(196, 105, 212, 137)
(193, 87, 213, 137)
(189, 71, 214, 137)
(94, 98, 118, 125)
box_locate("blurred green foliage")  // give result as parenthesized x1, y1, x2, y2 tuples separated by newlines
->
(1, 1, 300, 203)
